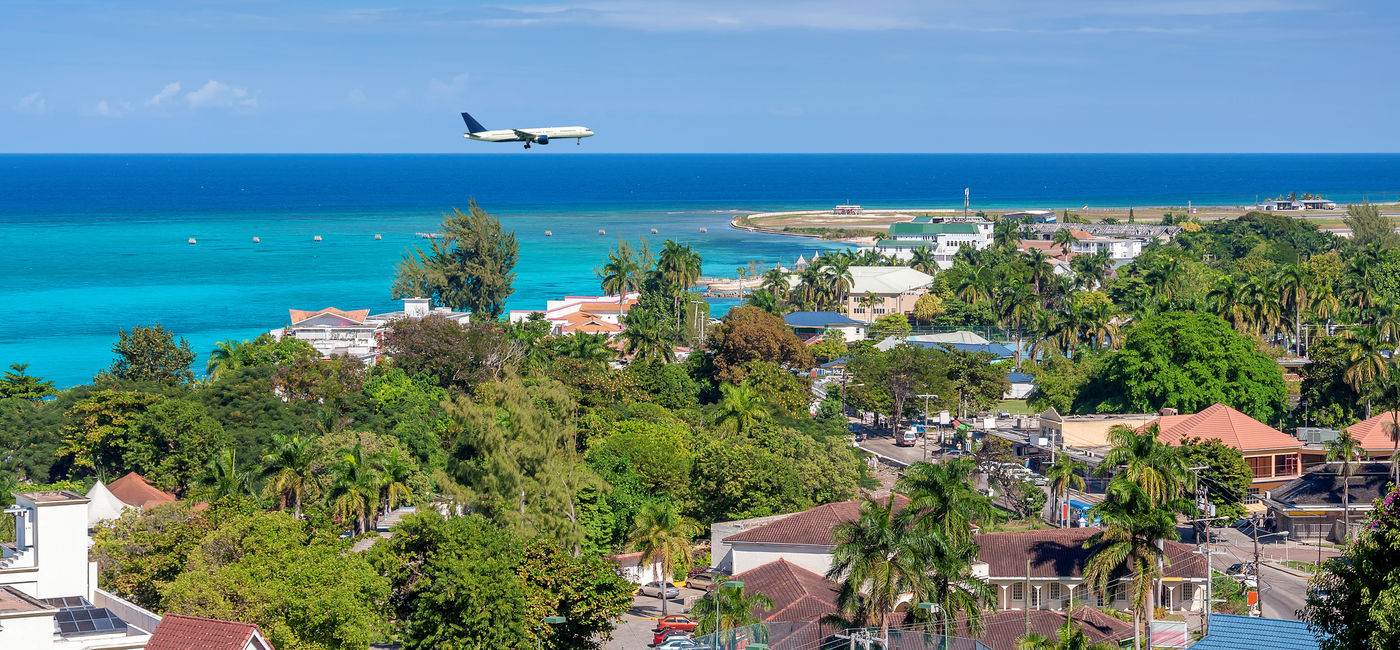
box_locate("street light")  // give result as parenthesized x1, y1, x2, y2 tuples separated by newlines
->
(538, 616, 566, 650)
(711, 580, 744, 650)
(916, 602, 949, 649)
(917, 394, 938, 461)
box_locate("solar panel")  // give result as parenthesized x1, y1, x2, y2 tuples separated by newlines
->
(43, 595, 91, 608)
(54, 606, 129, 637)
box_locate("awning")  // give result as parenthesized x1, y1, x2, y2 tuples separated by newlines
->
(1067, 500, 1094, 510)
(1245, 501, 1268, 514)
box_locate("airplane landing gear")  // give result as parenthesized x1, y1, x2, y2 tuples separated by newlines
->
(524, 143, 531, 149)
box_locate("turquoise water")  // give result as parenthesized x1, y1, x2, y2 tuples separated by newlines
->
(3, 154, 1398, 386)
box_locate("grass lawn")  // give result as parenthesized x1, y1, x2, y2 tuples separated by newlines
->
(1212, 572, 1251, 615)
(1281, 560, 1318, 574)
(995, 399, 1037, 415)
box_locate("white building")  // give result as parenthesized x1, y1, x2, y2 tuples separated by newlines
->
(0, 490, 159, 649)
(507, 292, 639, 336)
(275, 298, 469, 364)
(842, 266, 935, 321)
(1066, 231, 1146, 261)
(866, 216, 993, 268)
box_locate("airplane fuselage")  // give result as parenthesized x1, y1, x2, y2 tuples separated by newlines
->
(464, 126, 594, 143)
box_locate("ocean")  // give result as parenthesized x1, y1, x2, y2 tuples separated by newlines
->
(3, 153, 1399, 387)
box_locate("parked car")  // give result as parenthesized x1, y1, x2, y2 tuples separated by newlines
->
(655, 638, 700, 650)
(656, 615, 699, 633)
(685, 570, 719, 591)
(639, 581, 680, 599)
(654, 628, 694, 646)
(1226, 562, 1255, 577)
(898, 429, 918, 447)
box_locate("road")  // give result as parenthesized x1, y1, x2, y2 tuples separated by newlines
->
(605, 586, 706, 650)
(1260, 563, 1310, 620)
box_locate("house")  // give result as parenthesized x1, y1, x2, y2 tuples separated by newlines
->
(1065, 231, 1147, 261)
(1330, 411, 1400, 461)
(1263, 461, 1391, 542)
(945, 607, 1133, 650)
(873, 337, 1014, 359)
(146, 614, 275, 650)
(1021, 222, 1181, 244)
(1187, 613, 1319, 650)
(975, 528, 1208, 613)
(873, 331, 990, 350)
(1146, 403, 1304, 493)
(508, 292, 639, 335)
(842, 266, 935, 321)
(868, 216, 994, 268)
(0, 490, 159, 648)
(276, 297, 470, 364)
(1004, 372, 1035, 400)
(1001, 210, 1058, 223)
(607, 551, 668, 586)
(784, 311, 868, 343)
(1038, 408, 1158, 453)
(718, 497, 910, 576)
(730, 559, 841, 624)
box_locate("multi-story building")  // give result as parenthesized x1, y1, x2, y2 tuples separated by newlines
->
(867, 216, 993, 268)
(276, 297, 470, 364)
(507, 292, 640, 336)
(1146, 403, 1304, 493)
(842, 266, 935, 322)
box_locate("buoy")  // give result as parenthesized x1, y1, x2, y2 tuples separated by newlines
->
(700, 227, 708, 233)
(650, 228, 658, 234)
(544, 230, 553, 237)
(313, 235, 323, 242)
(373, 233, 382, 241)
(598, 229, 606, 235)
(252, 236, 260, 243)
(188, 237, 197, 245)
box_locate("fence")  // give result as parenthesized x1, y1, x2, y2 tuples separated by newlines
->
(687, 621, 991, 650)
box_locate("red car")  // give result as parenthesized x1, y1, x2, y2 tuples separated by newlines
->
(657, 615, 698, 633)
(653, 628, 693, 646)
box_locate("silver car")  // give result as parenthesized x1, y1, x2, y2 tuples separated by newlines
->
(639, 581, 680, 599)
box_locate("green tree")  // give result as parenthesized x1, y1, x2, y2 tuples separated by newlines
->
(1100, 424, 1191, 507)
(380, 316, 517, 392)
(1300, 336, 1364, 429)
(943, 348, 1009, 418)
(261, 432, 319, 518)
(1365, 362, 1400, 482)
(107, 324, 196, 383)
(912, 292, 945, 324)
(827, 495, 931, 640)
(713, 382, 770, 435)
(809, 330, 849, 363)
(1324, 429, 1367, 538)
(1303, 483, 1400, 649)
(690, 580, 774, 636)
(1344, 201, 1400, 249)
(1045, 454, 1087, 527)
(124, 398, 231, 496)
(1077, 312, 1288, 423)
(518, 539, 635, 649)
(392, 201, 519, 320)
(626, 502, 701, 617)
(1083, 479, 1184, 650)
(159, 509, 389, 650)
(90, 501, 213, 609)
(708, 306, 814, 383)
(58, 389, 163, 479)
(0, 363, 58, 400)
(872, 313, 912, 336)
(1174, 437, 1251, 524)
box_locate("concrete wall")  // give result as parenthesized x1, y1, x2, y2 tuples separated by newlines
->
(0, 611, 56, 649)
(710, 512, 800, 573)
(730, 543, 833, 576)
(93, 588, 162, 635)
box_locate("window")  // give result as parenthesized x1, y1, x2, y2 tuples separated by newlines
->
(1179, 586, 1193, 610)
(1012, 583, 1024, 601)
(1111, 584, 1124, 602)
(1095, 589, 1106, 607)
(1048, 583, 1062, 602)
(1247, 456, 1271, 479)
(1160, 587, 1172, 609)
(1030, 588, 1040, 608)
(1275, 454, 1299, 476)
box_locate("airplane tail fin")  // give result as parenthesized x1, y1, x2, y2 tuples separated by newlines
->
(460, 112, 487, 133)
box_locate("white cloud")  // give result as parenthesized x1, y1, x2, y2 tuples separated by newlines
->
(427, 73, 470, 99)
(92, 100, 134, 117)
(148, 82, 182, 106)
(185, 80, 259, 109)
(13, 92, 45, 114)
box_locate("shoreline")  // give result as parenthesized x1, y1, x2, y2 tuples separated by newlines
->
(732, 203, 1400, 244)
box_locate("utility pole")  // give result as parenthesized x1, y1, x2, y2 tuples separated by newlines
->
(1025, 558, 1032, 638)
(1252, 515, 1262, 617)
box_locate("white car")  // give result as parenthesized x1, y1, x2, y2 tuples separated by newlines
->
(639, 581, 680, 599)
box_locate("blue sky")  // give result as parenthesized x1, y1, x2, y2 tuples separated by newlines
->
(3, 1, 1397, 153)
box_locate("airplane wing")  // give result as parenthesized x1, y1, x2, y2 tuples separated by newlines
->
(512, 129, 538, 142)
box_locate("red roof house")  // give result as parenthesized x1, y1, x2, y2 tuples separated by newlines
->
(146, 614, 275, 650)
(106, 472, 177, 510)
(1338, 411, 1400, 458)
(1143, 403, 1303, 490)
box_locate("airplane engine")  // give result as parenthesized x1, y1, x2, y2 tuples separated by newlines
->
(536, 135, 549, 145)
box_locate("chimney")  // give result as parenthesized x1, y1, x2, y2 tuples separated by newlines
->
(404, 297, 431, 318)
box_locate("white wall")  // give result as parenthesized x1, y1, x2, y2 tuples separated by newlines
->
(832, 324, 866, 343)
(8, 495, 92, 600)
(0, 612, 56, 649)
(730, 543, 834, 576)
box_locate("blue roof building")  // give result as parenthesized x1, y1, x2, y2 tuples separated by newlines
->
(783, 311, 868, 343)
(1189, 614, 1319, 650)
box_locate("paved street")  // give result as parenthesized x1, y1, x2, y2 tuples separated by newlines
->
(605, 587, 706, 650)
(1260, 563, 1310, 620)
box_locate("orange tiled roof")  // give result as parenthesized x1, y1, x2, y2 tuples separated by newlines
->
(558, 311, 622, 334)
(724, 496, 910, 547)
(730, 559, 840, 623)
(577, 298, 638, 314)
(1342, 411, 1400, 454)
(1068, 229, 1094, 240)
(288, 307, 370, 325)
(1145, 403, 1301, 452)
(107, 472, 177, 510)
(147, 614, 274, 650)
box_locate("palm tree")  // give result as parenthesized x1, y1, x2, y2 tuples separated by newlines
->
(897, 459, 999, 544)
(1099, 424, 1190, 507)
(1052, 229, 1076, 256)
(658, 240, 703, 329)
(1024, 249, 1053, 295)
(260, 432, 318, 518)
(821, 259, 855, 308)
(714, 382, 769, 435)
(622, 307, 677, 363)
(1208, 275, 1250, 331)
(1018, 617, 1117, 650)
(858, 291, 880, 324)
(922, 535, 996, 640)
(627, 502, 701, 618)
(556, 332, 615, 367)
(955, 266, 995, 305)
(1365, 362, 1400, 482)
(690, 579, 774, 637)
(1000, 282, 1038, 367)
(598, 241, 642, 317)
(372, 448, 415, 518)
(328, 443, 379, 535)
(206, 338, 250, 379)
(910, 246, 939, 275)
(1342, 326, 1390, 417)
(1082, 479, 1183, 650)
(1143, 256, 1184, 304)
(1045, 454, 1087, 527)
(993, 219, 1021, 253)
(827, 495, 932, 641)
(745, 289, 784, 316)
(760, 267, 790, 300)
(200, 448, 254, 499)
(1324, 429, 1367, 539)
(1275, 263, 1311, 354)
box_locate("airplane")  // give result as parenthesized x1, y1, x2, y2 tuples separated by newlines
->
(460, 112, 594, 149)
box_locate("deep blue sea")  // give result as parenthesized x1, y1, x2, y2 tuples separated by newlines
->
(3, 153, 1399, 387)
